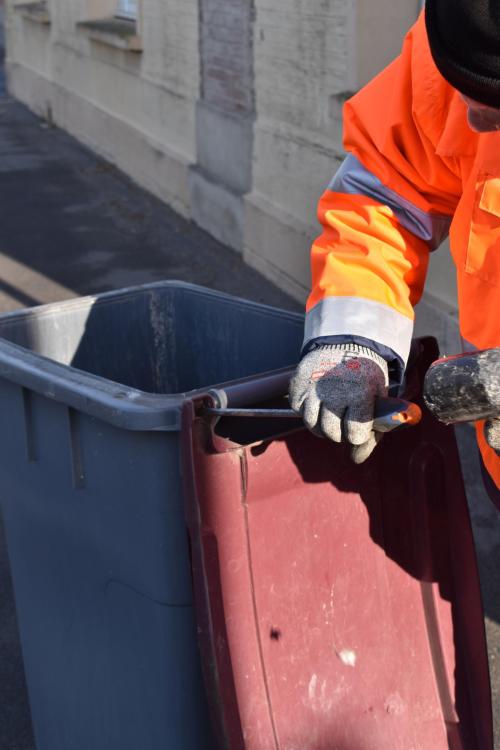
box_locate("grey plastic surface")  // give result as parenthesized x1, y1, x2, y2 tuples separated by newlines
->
(0, 281, 304, 750)
(0, 281, 303, 430)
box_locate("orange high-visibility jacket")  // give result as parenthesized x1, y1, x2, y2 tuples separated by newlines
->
(306, 11, 500, 487)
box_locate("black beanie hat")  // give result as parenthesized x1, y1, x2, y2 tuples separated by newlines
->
(425, 0, 500, 108)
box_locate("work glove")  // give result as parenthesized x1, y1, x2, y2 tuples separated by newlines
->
(289, 344, 389, 464)
(485, 418, 500, 454)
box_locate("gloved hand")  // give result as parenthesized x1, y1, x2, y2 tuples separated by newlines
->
(289, 344, 389, 463)
(485, 418, 500, 454)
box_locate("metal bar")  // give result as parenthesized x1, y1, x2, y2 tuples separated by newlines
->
(202, 398, 422, 434)
(205, 408, 299, 419)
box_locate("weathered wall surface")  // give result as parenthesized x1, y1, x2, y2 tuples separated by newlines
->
(244, 0, 424, 299)
(189, 0, 255, 249)
(244, 0, 354, 297)
(5, 0, 456, 345)
(6, 0, 199, 216)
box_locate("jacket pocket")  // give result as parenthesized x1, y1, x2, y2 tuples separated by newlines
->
(467, 174, 500, 285)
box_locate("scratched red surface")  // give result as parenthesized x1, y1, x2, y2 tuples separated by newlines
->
(183, 386, 492, 750)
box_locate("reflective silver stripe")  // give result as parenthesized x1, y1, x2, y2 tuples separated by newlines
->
(304, 297, 414, 365)
(328, 154, 451, 250)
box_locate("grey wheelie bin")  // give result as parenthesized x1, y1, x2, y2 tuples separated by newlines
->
(0, 281, 304, 750)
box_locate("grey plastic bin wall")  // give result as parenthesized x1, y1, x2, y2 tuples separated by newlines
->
(0, 281, 304, 750)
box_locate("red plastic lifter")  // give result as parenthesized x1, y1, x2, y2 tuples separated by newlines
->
(182, 338, 493, 750)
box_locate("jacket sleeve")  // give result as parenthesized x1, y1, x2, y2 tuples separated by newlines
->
(304, 12, 463, 378)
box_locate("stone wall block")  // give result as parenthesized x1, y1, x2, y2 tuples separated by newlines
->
(200, 0, 254, 116)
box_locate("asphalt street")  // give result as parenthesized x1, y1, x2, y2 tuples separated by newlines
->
(0, 6, 500, 749)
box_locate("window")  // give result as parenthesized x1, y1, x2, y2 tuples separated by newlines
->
(77, 0, 142, 51)
(116, 0, 138, 20)
(15, 0, 51, 25)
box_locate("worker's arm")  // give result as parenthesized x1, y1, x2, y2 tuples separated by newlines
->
(305, 12, 462, 383)
(291, 13, 463, 460)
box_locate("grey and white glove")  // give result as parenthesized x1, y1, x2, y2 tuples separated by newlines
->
(289, 344, 389, 463)
(485, 418, 500, 454)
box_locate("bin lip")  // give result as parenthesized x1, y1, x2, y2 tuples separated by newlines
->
(0, 281, 303, 432)
(0, 280, 303, 325)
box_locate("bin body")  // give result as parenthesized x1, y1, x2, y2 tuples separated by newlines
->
(0, 282, 304, 750)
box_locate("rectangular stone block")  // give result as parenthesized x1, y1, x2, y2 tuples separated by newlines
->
(189, 166, 244, 252)
(243, 191, 312, 302)
(200, 0, 254, 115)
(196, 101, 254, 194)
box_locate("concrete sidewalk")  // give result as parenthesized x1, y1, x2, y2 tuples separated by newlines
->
(1, 10, 500, 750)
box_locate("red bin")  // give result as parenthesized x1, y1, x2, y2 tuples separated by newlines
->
(183, 338, 492, 750)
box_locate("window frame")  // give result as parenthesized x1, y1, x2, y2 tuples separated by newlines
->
(115, 0, 138, 21)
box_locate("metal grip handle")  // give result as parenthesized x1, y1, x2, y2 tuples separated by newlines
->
(204, 397, 421, 434)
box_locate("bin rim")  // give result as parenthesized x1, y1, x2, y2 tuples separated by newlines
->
(0, 281, 303, 432)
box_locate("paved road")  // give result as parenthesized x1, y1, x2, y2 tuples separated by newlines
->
(1, 7, 499, 749)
